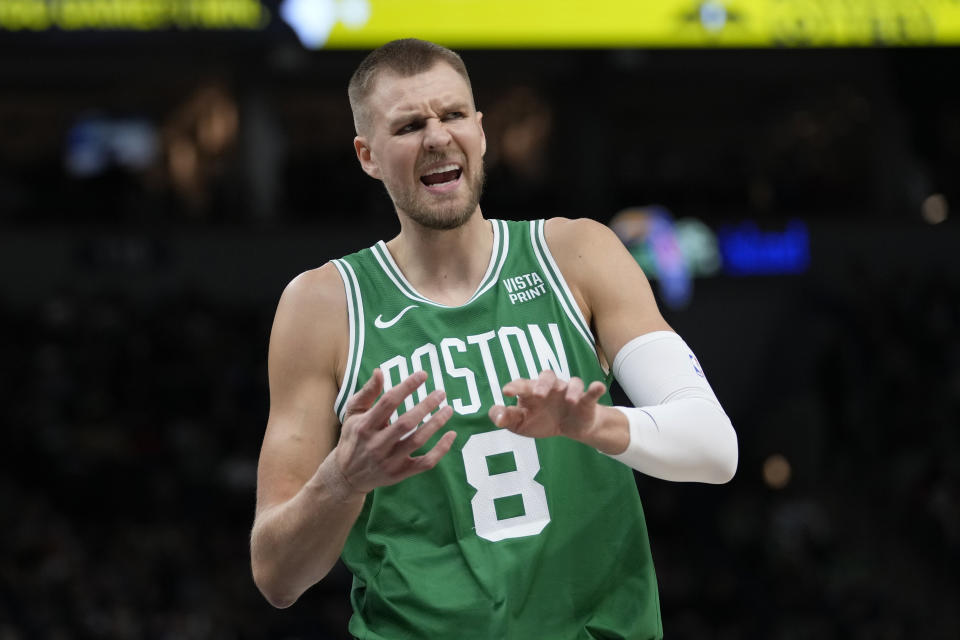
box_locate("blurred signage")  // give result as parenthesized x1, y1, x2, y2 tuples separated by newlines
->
(610, 206, 722, 309)
(716, 220, 811, 276)
(275, 0, 960, 48)
(611, 209, 810, 307)
(3, 0, 956, 46)
(0, 0, 269, 31)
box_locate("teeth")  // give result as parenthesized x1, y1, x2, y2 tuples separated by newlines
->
(423, 164, 460, 176)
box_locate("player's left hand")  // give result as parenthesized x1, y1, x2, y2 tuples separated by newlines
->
(488, 370, 607, 444)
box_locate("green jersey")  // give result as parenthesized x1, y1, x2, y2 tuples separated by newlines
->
(331, 219, 661, 640)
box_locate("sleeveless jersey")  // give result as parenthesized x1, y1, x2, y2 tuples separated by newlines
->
(331, 219, 662, 640)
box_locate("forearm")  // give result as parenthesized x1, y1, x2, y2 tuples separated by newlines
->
(251, 452, 366, 608)
(597, 331, 739, 484)
(607, 399, 738, 483)
(583, 401, 737, 483)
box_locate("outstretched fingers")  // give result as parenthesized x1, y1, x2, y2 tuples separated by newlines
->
(492, 374, 608, 435)
(362, 370, 428, 429)
(389, 404, 457, 480)
(337, 370, 461, 491)
(389, 395, 453, 454)
(408, 430, 458, 473)
(402, 389, 446, 430)
(396, 405, 455, 457)
(489, 404, 526, 430)
(532, 369, 560, 398)
(564, 376, 585, 403)
(501, 378, 532, 399)
(583, 380, 607, 405)
(564, 377, 606, 405)
(343, 368, 385, 419)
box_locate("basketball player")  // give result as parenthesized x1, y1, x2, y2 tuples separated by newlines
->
(251, 39, 738, 639)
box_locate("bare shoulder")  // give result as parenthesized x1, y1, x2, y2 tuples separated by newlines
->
(543, 216, 648, 293)
(543, 216, 640, 276)
(270, 262, 349, 387)
(543, 216, 621, 258)
(279, 262, 346, 315)
(543, 216, 613, 239)
(543, 217, 669, 361)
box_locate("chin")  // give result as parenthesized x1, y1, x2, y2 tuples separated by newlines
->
(399, 191, 481, 230)
(393, 167, 485, 231)
(409, 206, 476, 231)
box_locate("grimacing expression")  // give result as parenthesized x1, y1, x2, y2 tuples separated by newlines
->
(355, 63, 487, 230)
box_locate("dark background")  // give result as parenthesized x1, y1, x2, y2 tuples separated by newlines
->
(1, 13, 959, 640)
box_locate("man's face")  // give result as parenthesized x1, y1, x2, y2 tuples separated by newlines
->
(354, 63, 486, 230)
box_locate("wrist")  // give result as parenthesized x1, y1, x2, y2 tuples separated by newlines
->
(585, 406, 631, 455)
(310, 452, 368, 503)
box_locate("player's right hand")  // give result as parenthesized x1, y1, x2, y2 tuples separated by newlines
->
(333, 369, 456, 495)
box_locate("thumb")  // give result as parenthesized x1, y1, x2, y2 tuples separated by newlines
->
(344, 369, 383, 418)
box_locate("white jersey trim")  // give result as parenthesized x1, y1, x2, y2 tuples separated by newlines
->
(472, 219, 510, 302)
(370, 219, 508, 308)
(529, 219, 603, 367)
(332, 258, 365, 423)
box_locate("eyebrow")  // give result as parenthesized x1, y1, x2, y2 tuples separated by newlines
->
(386, 100, 471, 130)
(387, 113, 423, 130)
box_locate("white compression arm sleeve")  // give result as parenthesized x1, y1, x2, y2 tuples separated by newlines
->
(605, 331, 738, 484)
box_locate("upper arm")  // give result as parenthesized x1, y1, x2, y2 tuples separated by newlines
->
(544, 217, 672, 365)
(255, 263, 349, 519)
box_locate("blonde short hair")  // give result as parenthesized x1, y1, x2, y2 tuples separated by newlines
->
(348, 38, 475, 135)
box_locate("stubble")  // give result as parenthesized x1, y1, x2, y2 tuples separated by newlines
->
(388, 158, 487, 231)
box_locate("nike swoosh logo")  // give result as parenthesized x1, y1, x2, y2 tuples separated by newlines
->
(374, 305, 419, 329)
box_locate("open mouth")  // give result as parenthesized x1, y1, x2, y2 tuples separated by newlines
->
(420, 163, 463, 188)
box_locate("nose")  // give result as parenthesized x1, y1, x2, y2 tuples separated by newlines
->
(422, 117, 452, 150)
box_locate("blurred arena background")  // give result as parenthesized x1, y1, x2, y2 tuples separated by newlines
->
(1, 1, 959, 638)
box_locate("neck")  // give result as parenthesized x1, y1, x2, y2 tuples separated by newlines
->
(386, 209, 493, 306)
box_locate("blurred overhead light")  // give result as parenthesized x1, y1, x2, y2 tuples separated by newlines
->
(763, 454, 791, 490)
(339, 0, 372, 27)
(699, 1, 728, 33)
(921, 193, 949, 225)
(280, 0, 370, 49)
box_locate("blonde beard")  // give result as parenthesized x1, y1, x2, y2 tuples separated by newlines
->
(388, 163, 486, 231)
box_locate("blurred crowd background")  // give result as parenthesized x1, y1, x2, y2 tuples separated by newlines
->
(1, 1, 959, 638)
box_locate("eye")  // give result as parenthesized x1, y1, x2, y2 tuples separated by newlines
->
(444, 111, 466, 121)
(396, 121, 423, 135)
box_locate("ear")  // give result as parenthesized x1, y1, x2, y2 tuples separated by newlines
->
(476, 111, 487, 158)
(354, 136, 381, 180)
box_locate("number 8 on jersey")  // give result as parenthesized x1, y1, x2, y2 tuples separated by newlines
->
(461, 430, 551, 542)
